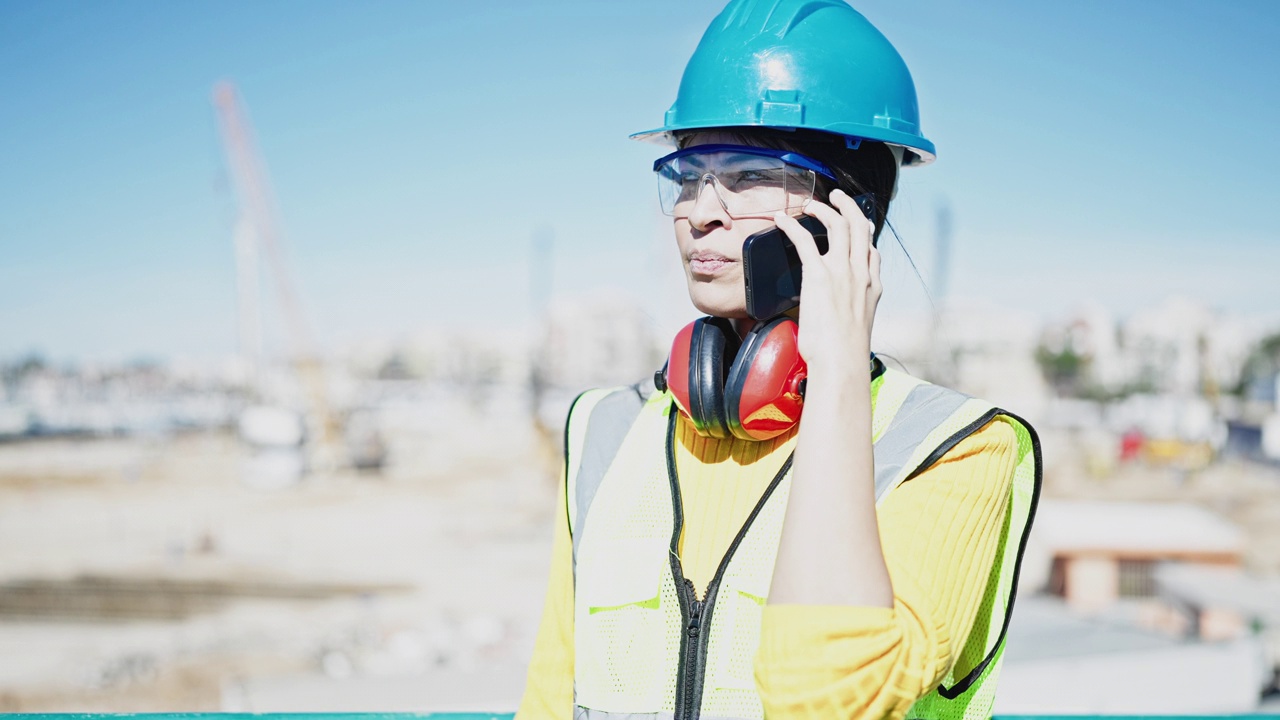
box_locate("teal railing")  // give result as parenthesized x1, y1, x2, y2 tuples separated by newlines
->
(10, 707, 1280, 712)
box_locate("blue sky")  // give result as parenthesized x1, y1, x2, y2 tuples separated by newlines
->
(1, 0, 1277, 362)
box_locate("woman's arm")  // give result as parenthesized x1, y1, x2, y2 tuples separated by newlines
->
(768, 349, 886, 605)
(768, 191, 888, 607)
(514, 480, 575, 719)
(756, 420, 1018, 718)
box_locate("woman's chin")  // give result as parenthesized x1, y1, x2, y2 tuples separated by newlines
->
(688, 290, 749, 319)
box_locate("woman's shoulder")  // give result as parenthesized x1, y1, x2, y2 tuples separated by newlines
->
(570, 379, 655, 405)
(959, 416, 1019, 455)
(878, 417, 1018, 524)
(877, 363, 1033, 437)
(564, 380, 665, 435)
(872, 364, 1024, 493)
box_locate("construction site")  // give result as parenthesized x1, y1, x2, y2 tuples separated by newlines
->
(5, 327, 1280, 712)
(4, 35, 1280, 713)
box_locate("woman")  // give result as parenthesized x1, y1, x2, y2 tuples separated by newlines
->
(518, 1, 1040, 718)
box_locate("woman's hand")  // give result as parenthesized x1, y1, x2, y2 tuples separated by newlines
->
(773, 188, 881, 373)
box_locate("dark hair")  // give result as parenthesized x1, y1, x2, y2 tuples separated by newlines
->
(675, 127, 899, 244)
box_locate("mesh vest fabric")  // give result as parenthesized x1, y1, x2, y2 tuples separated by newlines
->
(569, 391, 683, 712)
(565, 369, 1040, 720)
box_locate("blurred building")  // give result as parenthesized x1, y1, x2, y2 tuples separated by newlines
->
(535, 292, 664, 392)
(1030, 499, 1245, 616)
(1038, 295, 1271, 401)
(1122, 296, 1215, 397)
(889, 298, 1050, 424)
(0, 356, 239, 438)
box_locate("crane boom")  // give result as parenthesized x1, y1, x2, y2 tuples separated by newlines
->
(213, 80, 340, 468)
(213, 81, 315, 362)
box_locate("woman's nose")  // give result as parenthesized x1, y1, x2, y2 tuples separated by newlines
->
(687, 175, 732, 232)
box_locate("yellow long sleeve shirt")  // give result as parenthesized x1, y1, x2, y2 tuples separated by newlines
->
(516, 411, 1017, 719)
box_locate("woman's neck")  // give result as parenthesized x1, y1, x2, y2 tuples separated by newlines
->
(730, 308, 800, 338)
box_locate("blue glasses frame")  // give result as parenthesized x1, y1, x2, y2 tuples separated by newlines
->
(651, 143, 838, 181)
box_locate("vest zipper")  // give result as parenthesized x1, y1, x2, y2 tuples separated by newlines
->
(666, 408, 701, 720)
(665, 408, 795, 720)
(680, 578, 705, 719)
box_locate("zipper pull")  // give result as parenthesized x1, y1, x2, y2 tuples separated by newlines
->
(684, 578, 703, 636)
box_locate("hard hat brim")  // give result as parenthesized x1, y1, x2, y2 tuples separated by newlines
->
(629, 123, 936, 167)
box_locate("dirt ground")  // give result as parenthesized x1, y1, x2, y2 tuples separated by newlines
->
(0, 402, 561, 712)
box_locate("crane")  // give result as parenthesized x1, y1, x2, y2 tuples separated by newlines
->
(212, 80, 341, 469)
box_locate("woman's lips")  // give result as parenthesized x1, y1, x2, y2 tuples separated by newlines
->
(688, 251, 735, 276)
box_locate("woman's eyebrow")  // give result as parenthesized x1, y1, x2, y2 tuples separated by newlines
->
(682, 154, 710, 171)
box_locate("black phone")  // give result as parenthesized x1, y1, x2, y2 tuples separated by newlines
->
(742, 193, 876, 320)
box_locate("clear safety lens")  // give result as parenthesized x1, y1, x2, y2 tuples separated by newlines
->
(656, 151, 817, 219)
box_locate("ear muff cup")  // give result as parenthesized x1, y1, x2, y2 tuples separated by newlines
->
(725, 316, 807, 441)
(686, 316, 740, 439)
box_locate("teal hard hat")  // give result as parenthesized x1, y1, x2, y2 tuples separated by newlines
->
(632, 0, 935, 166)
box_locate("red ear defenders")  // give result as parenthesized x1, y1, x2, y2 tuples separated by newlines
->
(655, 316, 807, 441)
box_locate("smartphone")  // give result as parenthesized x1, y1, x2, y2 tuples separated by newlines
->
(742, 193, 876, 321)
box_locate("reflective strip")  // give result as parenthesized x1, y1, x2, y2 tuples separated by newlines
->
(575, 709, 745, 720)
(565, 389, 617, 538)
(870, 368, 924, 443)
(872, 382, 970, 501)
(570, 386, 648, 567)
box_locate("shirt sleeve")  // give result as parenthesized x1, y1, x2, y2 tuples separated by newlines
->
(754, 418, 1018, 719)
(514, 477, 576, 720)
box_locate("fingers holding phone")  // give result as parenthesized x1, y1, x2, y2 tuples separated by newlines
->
(797, 198, 852, 263)
(771, 190, 882, 373)
(772, 212, 825, 264)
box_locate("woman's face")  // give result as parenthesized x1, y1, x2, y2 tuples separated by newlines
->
(672, 131, 780, 320)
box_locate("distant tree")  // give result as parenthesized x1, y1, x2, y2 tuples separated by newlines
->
(1035, 343, 1089, 397)
(376, 354, 417, 381)
(2, 353, 48, 384)
(1236, 332, 1280, 400)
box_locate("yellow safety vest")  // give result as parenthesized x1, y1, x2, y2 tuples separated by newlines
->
(564, 362, 1040, 720)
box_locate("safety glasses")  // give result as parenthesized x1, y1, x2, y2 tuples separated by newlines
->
(652, 144, 837, 219)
